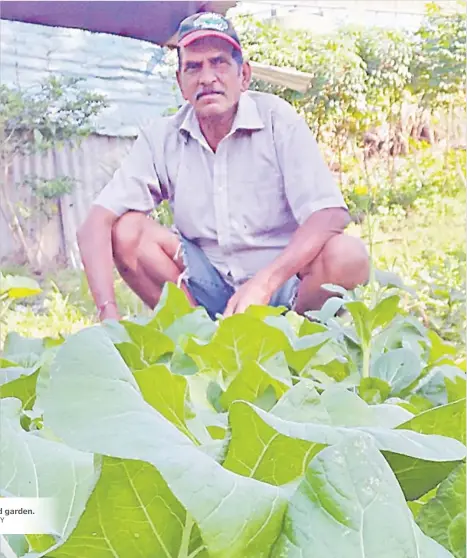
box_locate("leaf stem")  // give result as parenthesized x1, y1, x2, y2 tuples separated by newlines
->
(178, 513, 195, 558)
(362, 342, 371, 379)
(188, 546, 207, 558)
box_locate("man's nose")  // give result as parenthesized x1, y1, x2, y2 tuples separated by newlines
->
(198, 65, 217, 85)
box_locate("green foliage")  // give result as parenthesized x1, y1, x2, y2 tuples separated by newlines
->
(366, 188, 466, 352)
(16, 176, 77, 220)
(0, 273, 41, 322)
(354, 26, 413, 113)
(410, 2, 467, 109)
(0, 75, 108, 265)
(235, 15, 370, 140)
(416, 463, 466, 558)
(344, 146, 466, 216)
(0, 273, 41, 301)
(235, 2, 466, 138)
(1, 283, 465, 557)
(0, 75, 108, 157)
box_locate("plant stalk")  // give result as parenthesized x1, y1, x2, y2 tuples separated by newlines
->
(178, 513, 195, 558)
(362, 342, 371, 378)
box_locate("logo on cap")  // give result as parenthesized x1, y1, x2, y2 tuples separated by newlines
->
(193, 13, 229, 32)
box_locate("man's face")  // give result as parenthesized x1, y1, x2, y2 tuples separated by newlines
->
(176, 37, 251, 119)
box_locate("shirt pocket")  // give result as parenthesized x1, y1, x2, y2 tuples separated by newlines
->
(236, 170, 289, 235)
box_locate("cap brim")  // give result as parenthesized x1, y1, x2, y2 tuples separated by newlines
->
(178, 29, 241, 51)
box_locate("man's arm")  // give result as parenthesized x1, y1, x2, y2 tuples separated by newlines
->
(78, 125, 164, 319)
(77, 205, 120, 320)
(223, 207, 349, 317)
(262, 207, 351, 291)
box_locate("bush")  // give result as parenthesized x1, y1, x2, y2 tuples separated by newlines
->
(343, 146, 466, 217)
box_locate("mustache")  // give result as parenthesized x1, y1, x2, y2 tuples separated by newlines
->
(196, 90, 225, 101)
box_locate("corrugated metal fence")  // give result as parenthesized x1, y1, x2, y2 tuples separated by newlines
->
(1, 134, 134, 267)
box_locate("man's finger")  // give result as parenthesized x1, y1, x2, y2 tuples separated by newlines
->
(235, 300, 251, 315)
(223, 297, 236, 318)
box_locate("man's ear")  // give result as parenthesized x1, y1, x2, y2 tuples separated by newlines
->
(241, 61, 252, 92)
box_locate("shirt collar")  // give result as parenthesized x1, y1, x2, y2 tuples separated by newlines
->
(231, 92, 265, 132)
(178, 92, 265, 140)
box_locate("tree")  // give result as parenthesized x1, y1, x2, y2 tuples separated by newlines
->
(0, 76, 107, 267)
(234, 2, 466, 174)
(410, 1, 466, 111)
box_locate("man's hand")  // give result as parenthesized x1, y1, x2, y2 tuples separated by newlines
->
(223, 273, 275, 317)
(98, 301, 121, 322)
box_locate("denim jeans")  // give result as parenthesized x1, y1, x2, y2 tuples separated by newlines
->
(178, 235, 300, 319)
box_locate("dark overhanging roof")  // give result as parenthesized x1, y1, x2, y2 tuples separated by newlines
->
(0, 1, 237, 46)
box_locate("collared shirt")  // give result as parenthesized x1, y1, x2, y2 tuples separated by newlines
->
(94, 90, 347, 286)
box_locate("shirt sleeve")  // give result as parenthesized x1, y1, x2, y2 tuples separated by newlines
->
(276, 113, 348, 225)
(93, 126, 162, 217)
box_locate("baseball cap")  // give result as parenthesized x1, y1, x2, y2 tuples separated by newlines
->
(177, 12, 242, 52)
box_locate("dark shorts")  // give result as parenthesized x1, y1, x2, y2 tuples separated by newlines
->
(177, 235, 300, 319)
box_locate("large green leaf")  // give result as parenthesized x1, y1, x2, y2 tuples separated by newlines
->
(245, 305, 288, 319)
(408, 487, 438, 518)
(43, 327, 287, 557)
(298, 319, 328, 337)
(417, 463, 466, 558)
(359, 377, 391, 404)
(0, 398, 97, 549)
(428, 331, 458, 366)
(372, 348, 423, 395)
(270, 379, 323, 422)
(185, 313, 330, 377)
(372, 315, 428, 357)
(271, 433, 454, 557)
(224, 402, 466, 493)
(39, 456, 208, 558)
(285, 332, 332, 372)
(115, 341, 146, 370)
(369, 294, 401, 330)
(168, 344, 199, 376)
(0, 365, 38, 409)
(185, 314, 288, 375)
(396, 399, 466, 444)
(345, 301, 372, 345)
(224, 400, 325, 485)
(271, 381, 413, 428)
(134, 364, 197, 443)
(101, 320, 132, 344)
(148, 283, 194, 330)
(121, 322, 175, 366)
(446, 375, 466, 403)
(415, 368, 450, 406)
(383, 452, 461, 502)
(2, 332, 44, 365)
(220, 360, 290, 410)
(307, 295, 347, 323)
(381, 400, 466, 500)
(164, 307, 217, 343)
(263, 315, 332, 370)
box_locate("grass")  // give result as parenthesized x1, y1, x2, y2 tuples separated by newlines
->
(0, 270, 151, 346)
(352, 190, 465, 349)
